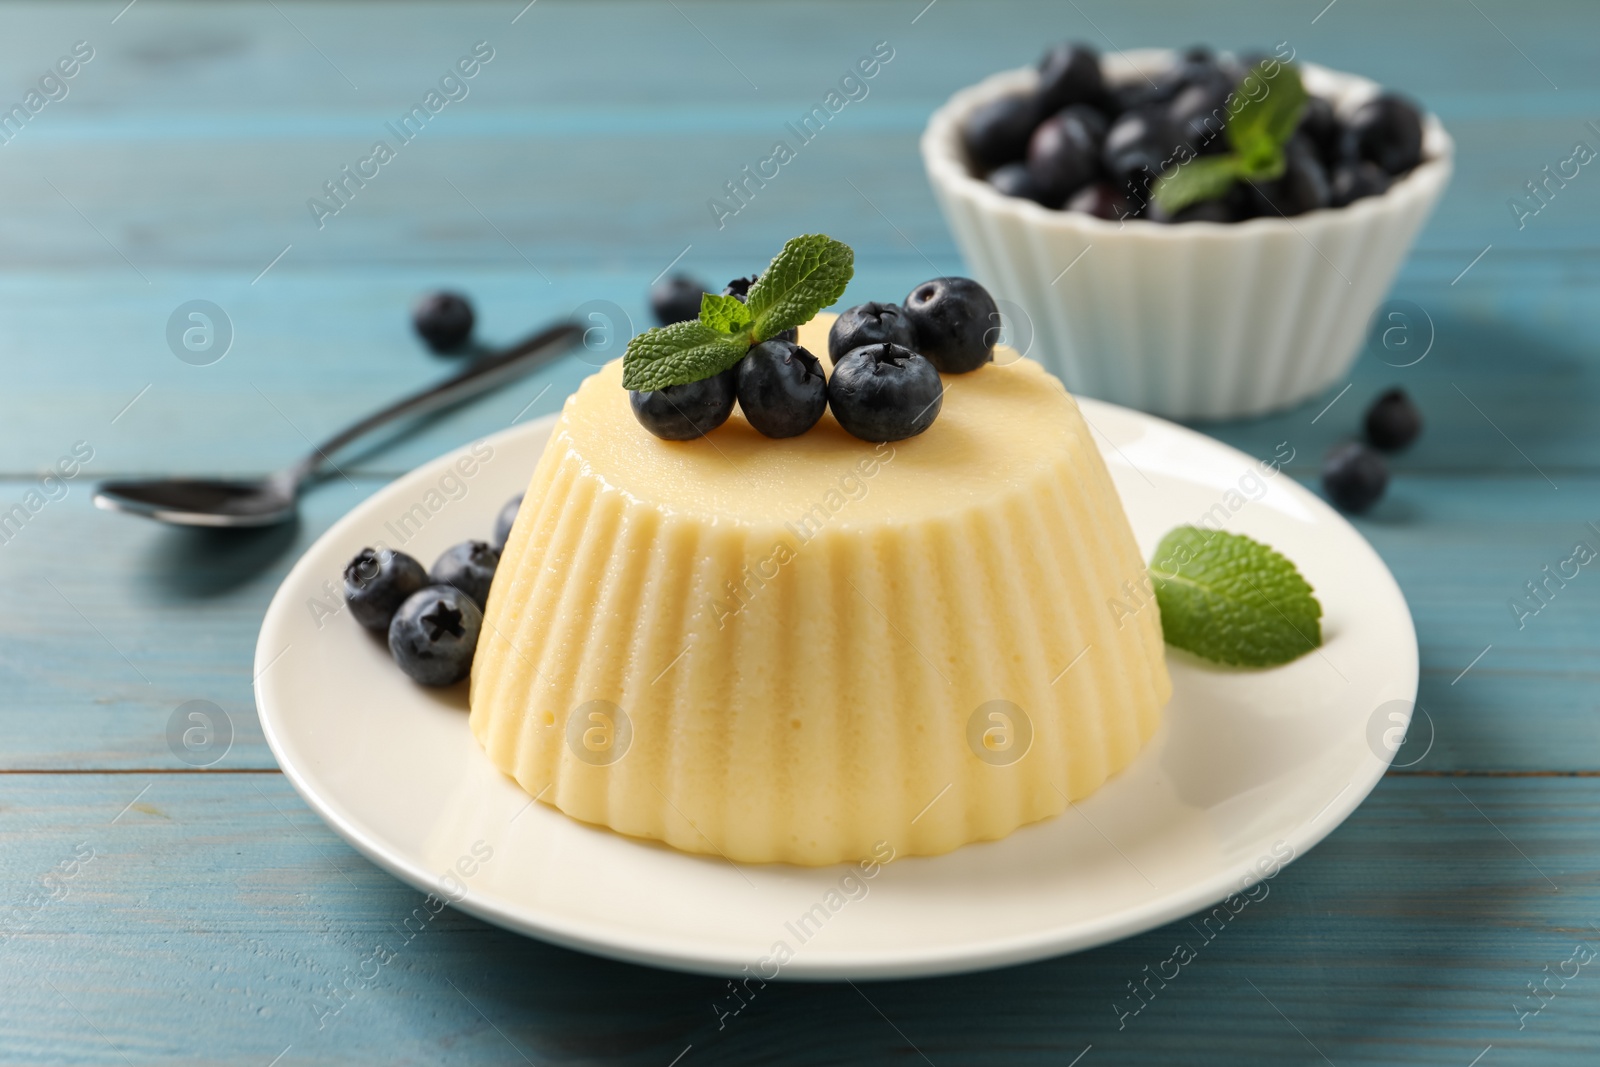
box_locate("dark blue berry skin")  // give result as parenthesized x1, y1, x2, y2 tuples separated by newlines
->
(1067, 181, 1138, 221)
(963, 93, 1040, 172)
(412, 292, 474, 353)
(1364, 388, 1422, 451)
(828, 343, 944, 442)
(1330, 160, 1391, 207)
(1027, 105, 1106, 204)
(1103, 108, 1182, 204)
(737, 340, 828, 438)
(902, 277, 998, 374)
(388, 585, 482, 687)
(492, 494, 523, 550)
(1297, 96, 1342, 169)
(1248, 137, 1331, 217)
(1169, 81, 1232, 156)
(1321, 442, 1389, 513)
(344, 547, 428, 631)
(1037, 42, 1105, 114)
(1343, 94, 1424, 175)
(650, 274, 708, 325)
(629, 366, 739, 441)
(722, 277, 797, 343)
(430, 540, 500, 611)
(828, 302, 916, 362)
(987, 161, 1050, 204)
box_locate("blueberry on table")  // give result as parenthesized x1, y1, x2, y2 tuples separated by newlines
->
(1343, 94, 1424, 175)
(828, 343, 944, 442)
(1321, 442, 1389, 513)
(388, 586, 482, 686)
(430, 539, 501, 611)
(649, 274, 709, 326)
(902, 276, 999, 374)
(630, 366, 739, 440)
(1329, 160, 1391, 207)
(1027, 105, 1106, 205)
(987, 161, 1051, 205)
(343, 547, 428, 631)
(737, 339, 828, 439)
(828, 302, 916, 362)
(411, 291, 475, 353)
(963, 93, 1039, 172)
(1036, 42, 1105, 114)
(492, 493, 523, 551)
(1066, 181, 1138, 221)
(1364, 388, 1422, 452)
(1248, 137, 1331, 217)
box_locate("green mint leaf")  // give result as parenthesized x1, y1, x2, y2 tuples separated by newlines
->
(1151, 155, 1242, 215)
(1149, 526, 1322, 667)
(620, 320, 750, 392)
(698, 292, 753, 336)
(746, 234, 854, 341)
(1226, 61, 1308, 167)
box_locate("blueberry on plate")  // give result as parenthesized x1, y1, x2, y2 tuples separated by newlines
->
(1066, 181, 1138, 221)
(828, 343, 943, 442)
(1321, 441, 1389, 513)
(1329, 160, 1392, 207)
(722, 276, 797, 342)
(828, 302, 916, 362)
(630, 366, 739, 440)
(1364, 388, 1422, 451)
(987, 161, 1050, 205)
(388, 585, 483, 687)
(963, 93, 1039, 172)
(411, 291, 475, 353)
(737, 339, 828, 438)
(1036, 42, 1105, 114)
(492, 493, 523, 550)
(430, 539, 500, 611)
(1027, 105, 1106, 205)
(1343, 94, 1424, 175)
(902, 277, 999, 374)
(343, 547, 428, 631)
(649, 274, 708, 325)
(1247, 137, 1330, 217)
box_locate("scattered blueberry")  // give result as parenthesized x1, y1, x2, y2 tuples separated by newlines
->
(963, 93, 1039, 171)
(387, 585, 482, 687)
(902, 277, 999, 374)
(1343, 94, 1424, 175)
(1248, 137, 1331, 216)
(1329, 160, 1392, 207)
(1066, 181, 1137, 221)
(1364, 388, 1422, 452)
(492, 493, 523, 551)
(630, 366, 739, 440)
(987, 161, 1050, 204)
(650, 274, 708, 325)
(828, 302, 916, 362)
(1036, 42, 1105, 114)
(412, 292, 475, 353)
(430, 540, 501, 611)
(1027, 105, 1106, 204)
(343, 547, 429, 632)
(828, 343, 944, 442)
(737, 339, 828, 438)
(1321, 441, 1389, 513)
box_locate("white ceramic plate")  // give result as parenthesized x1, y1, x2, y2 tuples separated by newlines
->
(256, 400, 1417, 980)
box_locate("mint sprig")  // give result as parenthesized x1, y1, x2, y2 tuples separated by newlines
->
(1149, 526, 1322, 667)
(621, 234, 854, 391)
(1151, 61, 1309, 216)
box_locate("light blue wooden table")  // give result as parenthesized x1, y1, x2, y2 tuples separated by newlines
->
(3, 1, 1598, 1063)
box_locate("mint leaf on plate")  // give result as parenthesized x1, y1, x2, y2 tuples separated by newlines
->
(746, 234, 854, 342)
(1151, 155, 1242, 215)
(620, 319, 750, 392)
(1149, 525, 1322, 667)
(698, 292, 753, 336)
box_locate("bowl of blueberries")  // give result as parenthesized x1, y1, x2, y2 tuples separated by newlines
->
(921, 42, 1452, 420)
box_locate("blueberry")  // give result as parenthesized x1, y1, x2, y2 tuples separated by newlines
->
(492, 493, 523, 550)
(387, 586, 482, 687)
(430, 539, 500, 611)
(1297, 96, 1341, 169)
(629, 366, 739, 440)
(412, 291, 475, 353)
(1103, 108, 1182, 204)
(828, 302, 916, 362)
(1321, 442, 1389, 513)
(963, 93, 1039, 172)
(987, 161, 1050, 204)
(1037, 43, 1105, 114)
(722, 276, 797, 342)
(828, 343, 943, 442)
(1146, 195, 1235, 224)
(902, 277, 998, 374)
(1027, 105, 1106, 205)
(1364, 388, 1422, 451)
(1329, 160, 1392, 207)
(1169, 82, 1231, 156)
(1066, 181, 1138, 221)
(650, 274, 708, 325)
(1248, 137, 1330, 216)
(343, 547, 428, 632)
(1343, 94, 1424, 175)
(737, 339, 828, 438)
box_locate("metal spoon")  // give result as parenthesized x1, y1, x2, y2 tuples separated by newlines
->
(94, 319, 585, 527)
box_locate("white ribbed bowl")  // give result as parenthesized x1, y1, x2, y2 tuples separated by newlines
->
(922, 51, 1453, 420)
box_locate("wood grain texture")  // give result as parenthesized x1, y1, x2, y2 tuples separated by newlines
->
(1, 0, 1597, 1062)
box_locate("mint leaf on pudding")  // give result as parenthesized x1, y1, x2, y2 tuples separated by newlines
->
(1149, 525, 1322, 667)
(698, 292, 753, 336)
(620, 319, 750, 392)
(746, 234, 854, 342)
(1151, 155, 1242, 215)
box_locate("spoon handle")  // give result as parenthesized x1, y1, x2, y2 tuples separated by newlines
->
(288, 320, 586, 485)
